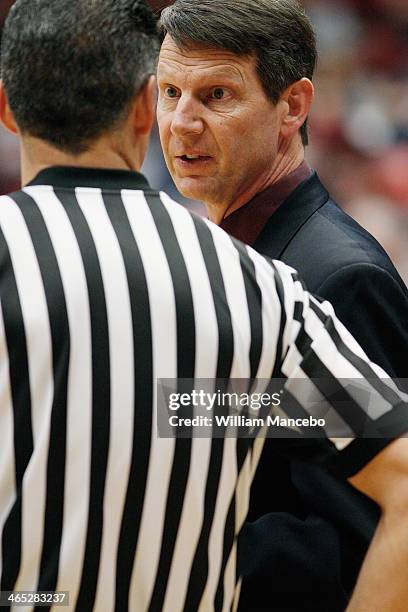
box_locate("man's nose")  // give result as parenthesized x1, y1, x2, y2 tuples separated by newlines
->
(170, 96, 204, 137)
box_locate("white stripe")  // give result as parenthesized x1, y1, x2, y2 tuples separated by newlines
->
(189, 222, 254, 611)
(0, 195, 53, 594)
(232, 578, 242, 612)
(246, 246, 283, 380)
(268, 260, 300, 358)
(221, 449, 253, 612)
(24, 186, 93, 606)
(158, 195, 219, 611)
(246, 247, 282, 476)
(162, 438, 213, 612)
(0, 301, 15, 583)
(205, 223, 251, 379)
(159, 194, 219, 377)
(74, 188, 135, 612)
(222, 545, 236, 612)
(198, 440, 237, 612)
(121, 190, 177, 611)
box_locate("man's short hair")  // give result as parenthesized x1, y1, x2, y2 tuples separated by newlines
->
(160, 0, 317, 146)
(1, 0, 160, 154)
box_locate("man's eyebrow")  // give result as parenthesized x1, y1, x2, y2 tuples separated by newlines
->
(157, 63, 245, 85)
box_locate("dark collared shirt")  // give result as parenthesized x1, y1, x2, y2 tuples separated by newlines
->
(220, 160, 312, 245)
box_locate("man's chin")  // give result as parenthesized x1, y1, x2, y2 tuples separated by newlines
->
(174, 176, 214, 203)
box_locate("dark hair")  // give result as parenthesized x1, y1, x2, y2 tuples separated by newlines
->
(160, 0, 317, 145)
(1, 0, 160, 154)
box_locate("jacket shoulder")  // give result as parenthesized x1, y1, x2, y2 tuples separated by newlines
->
(283, 197, 404, 291)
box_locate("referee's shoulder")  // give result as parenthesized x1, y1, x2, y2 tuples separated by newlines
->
(0, 187, 35, 207)
(0, 191, 19, 204)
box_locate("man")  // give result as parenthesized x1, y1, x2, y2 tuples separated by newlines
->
(156, 0, 408, 610)
(1, 1, 408, 612)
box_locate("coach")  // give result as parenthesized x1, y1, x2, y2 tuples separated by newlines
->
(156, 1, 408, 610)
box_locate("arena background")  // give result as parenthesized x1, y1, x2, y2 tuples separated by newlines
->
(1, 0, 407, 282)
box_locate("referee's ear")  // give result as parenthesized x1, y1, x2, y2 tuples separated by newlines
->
(132, 75, 156, 137)
(0, 81, 18, 136)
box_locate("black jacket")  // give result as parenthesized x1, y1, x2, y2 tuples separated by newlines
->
(238, 173, 408, 612)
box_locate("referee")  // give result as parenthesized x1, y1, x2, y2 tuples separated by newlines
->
(0, 1, 407, 611)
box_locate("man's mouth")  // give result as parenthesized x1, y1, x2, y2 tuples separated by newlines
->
(176, 154, 212, 163)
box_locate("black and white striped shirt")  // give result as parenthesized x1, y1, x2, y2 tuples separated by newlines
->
(0, 166, 406, 612)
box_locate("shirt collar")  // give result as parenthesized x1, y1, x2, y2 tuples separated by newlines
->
(27, 166, 151, 191)
(219, 161, 312, 245)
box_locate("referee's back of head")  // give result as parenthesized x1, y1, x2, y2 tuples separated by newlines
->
(1, 0, 160, 154)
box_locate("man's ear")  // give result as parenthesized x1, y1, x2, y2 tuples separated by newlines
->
(279, 78, 314, 140)
(132, 75, 157, 137)
(0, 81, 18, 135)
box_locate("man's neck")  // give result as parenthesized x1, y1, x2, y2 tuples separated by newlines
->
(20, 135, 143, 187)
(207, 138, 305, 224)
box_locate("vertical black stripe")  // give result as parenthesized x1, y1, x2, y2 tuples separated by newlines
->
(294, 325, 313, 355)
(269, 261, 287, 378)
(214, 496, 236, 612)
(230, 239, 262, 437)
(246, 259, 289, 439)
(52, 190, 111, 612)
(100, 192, 154, 612)
(234, 442, 250, 591)
(145, 195, 195, 612)
(0, 225, 33, 600)
(290, 270, 307, 291)
(213, 237, 263, 603)
(214, 438, 252, 612)
(231, 239, 263, 381)
(148, 196, 196, 377)
(192, 218, 235, 381)
(182, 217, 235, 612)
(293, 299, 304, 323)
(181, 436, 225, 612)
(9, 192, 70, 610)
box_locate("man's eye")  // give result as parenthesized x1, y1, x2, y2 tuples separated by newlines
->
(164, 86, 179, 98)
(210, 87, 225, 100)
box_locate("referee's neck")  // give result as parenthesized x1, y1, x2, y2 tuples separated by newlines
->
(19, 133, 147, 187)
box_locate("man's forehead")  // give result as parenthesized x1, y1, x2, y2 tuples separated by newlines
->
(158, 34, 254, 82)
